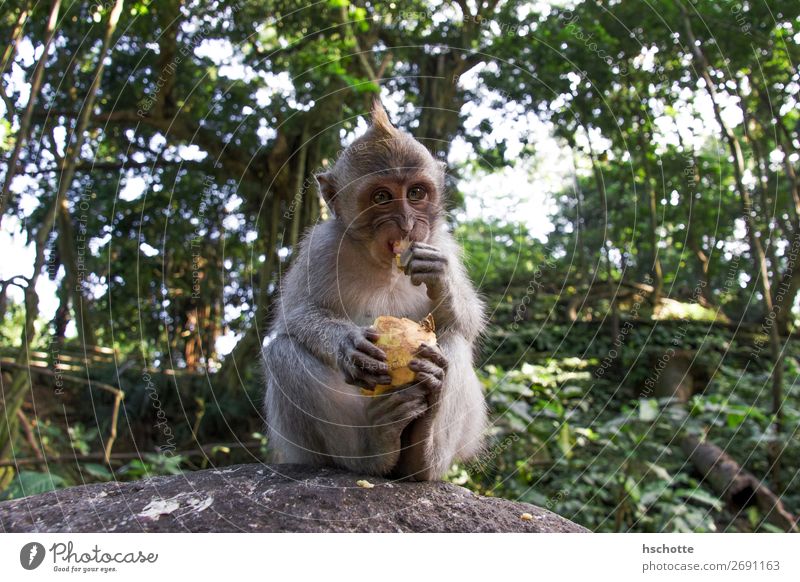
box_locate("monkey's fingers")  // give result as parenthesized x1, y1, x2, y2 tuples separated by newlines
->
(362, 326, 382, 344)
(355, 334, 387, 361)
(407, 259, 446, 274)
(415, 343, 448, 370)
(409, 271, 444, 289)
(408, 357, 444, 380)
(409, 241, 443, 253)
(367, 388, 427, 427)
(350, 350, 391, 376)
(411, 371, 443, 405)
(346, 369, 392, 390)
(408, 245, 448, 264)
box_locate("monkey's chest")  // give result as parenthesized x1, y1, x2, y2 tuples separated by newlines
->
(341, 276, 432, 326)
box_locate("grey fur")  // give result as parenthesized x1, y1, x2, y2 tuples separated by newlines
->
(262, 103, 487, 480)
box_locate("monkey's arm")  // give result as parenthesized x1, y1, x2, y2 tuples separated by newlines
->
(404, 238, 485, 344)
(277, 302, 351, 367)
(276, 302, 391, 390)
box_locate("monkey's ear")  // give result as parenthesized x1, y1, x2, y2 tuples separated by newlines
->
(370, 97, 396, 135)
(316, 172, 337, 211)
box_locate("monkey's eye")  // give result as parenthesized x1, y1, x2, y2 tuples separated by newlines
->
(372, 190, 393, 205)
(408, 186, 427, 201)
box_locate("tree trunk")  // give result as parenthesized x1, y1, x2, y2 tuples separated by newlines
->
(675, 131, 714, 306)
(681, 435, 797, 532)
(216, 192, 282, 390)
(761, 111, 800, 336)
(679, 1, 785, 492)
(0, 5, 30, 74)
(0, 0, 61, 229)
(584, 128, 620, 338)
(51, 0, 124, 351)
(288, 127, 310, 249)
(638, 134, 664, 304)
(0, 224, 52, 471)
(569, 145, 587, 283)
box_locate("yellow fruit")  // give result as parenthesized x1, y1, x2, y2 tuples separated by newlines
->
(365, 314, 436, 396)
(392, 239, 410, 269)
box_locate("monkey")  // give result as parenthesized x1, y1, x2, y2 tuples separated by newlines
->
(261, 99, 487, 481)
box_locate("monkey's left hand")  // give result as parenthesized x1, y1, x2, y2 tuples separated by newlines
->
(402, 242, 449, 299)
(408, 342, 448, 407)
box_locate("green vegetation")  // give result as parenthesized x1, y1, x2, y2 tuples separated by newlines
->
(1, 0, 798, 532)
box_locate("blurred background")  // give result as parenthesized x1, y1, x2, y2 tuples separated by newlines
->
(0, 0, 798, 532)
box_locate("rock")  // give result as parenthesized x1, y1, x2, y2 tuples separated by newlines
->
(0, 464, 588, 533)
(0, 465, 587, 532)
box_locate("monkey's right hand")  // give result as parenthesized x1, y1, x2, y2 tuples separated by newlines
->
(336, 326, 392, 390)
(366, 385, 428, 432)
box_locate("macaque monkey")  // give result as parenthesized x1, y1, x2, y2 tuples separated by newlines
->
(262, 100, 487, 480)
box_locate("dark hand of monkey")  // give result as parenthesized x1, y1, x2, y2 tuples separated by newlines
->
(366, 384, 428, 430)
(408, 342, 448, 407)
(337, 326, 392, 389)
(403, 242, 449, 299)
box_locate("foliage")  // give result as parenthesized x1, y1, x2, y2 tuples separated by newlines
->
(1, 0, 799, 532)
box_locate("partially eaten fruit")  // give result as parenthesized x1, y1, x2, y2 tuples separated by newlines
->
(392, 239, 411, 269)
(365, 314, 436, 396)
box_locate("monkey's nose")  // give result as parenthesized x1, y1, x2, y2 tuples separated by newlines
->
(398, 215, 415, 234)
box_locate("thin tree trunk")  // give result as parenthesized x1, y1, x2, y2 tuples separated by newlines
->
(676, 130, 714, 306)
(679, 1, 785, 492)
(288, 127, 310, 249)
(52, 0, 124, 350)
(217, 193, 282, 389)
(0, 4, 30, 119)
(756, 108, 800, 336)
(0, 5, 30, 74)
(0, 222, 53, 468)
(638, 134, 665, 304)
(584, 128, 620, 339)
(0, 0, 61, 229)
(570, 146, 587, 284)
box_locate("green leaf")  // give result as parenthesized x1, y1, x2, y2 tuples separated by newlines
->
(644, 461, 672, 482)
(639, 398, 659, 422)
(83, 463, 113, 480)
(558, 423, 573, 459)
(676, 488, 723, 510)
(3, 471, 68, 500)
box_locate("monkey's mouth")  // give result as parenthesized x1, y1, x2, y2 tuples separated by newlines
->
(389, 239, 411, 255)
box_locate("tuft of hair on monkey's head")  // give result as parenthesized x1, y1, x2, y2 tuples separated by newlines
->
(316, 98, 446, 218)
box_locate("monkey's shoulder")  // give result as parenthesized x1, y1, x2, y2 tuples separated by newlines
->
(294, 221, 342, 262)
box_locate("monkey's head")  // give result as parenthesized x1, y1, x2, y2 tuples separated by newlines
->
(317, 99, 446, 265)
